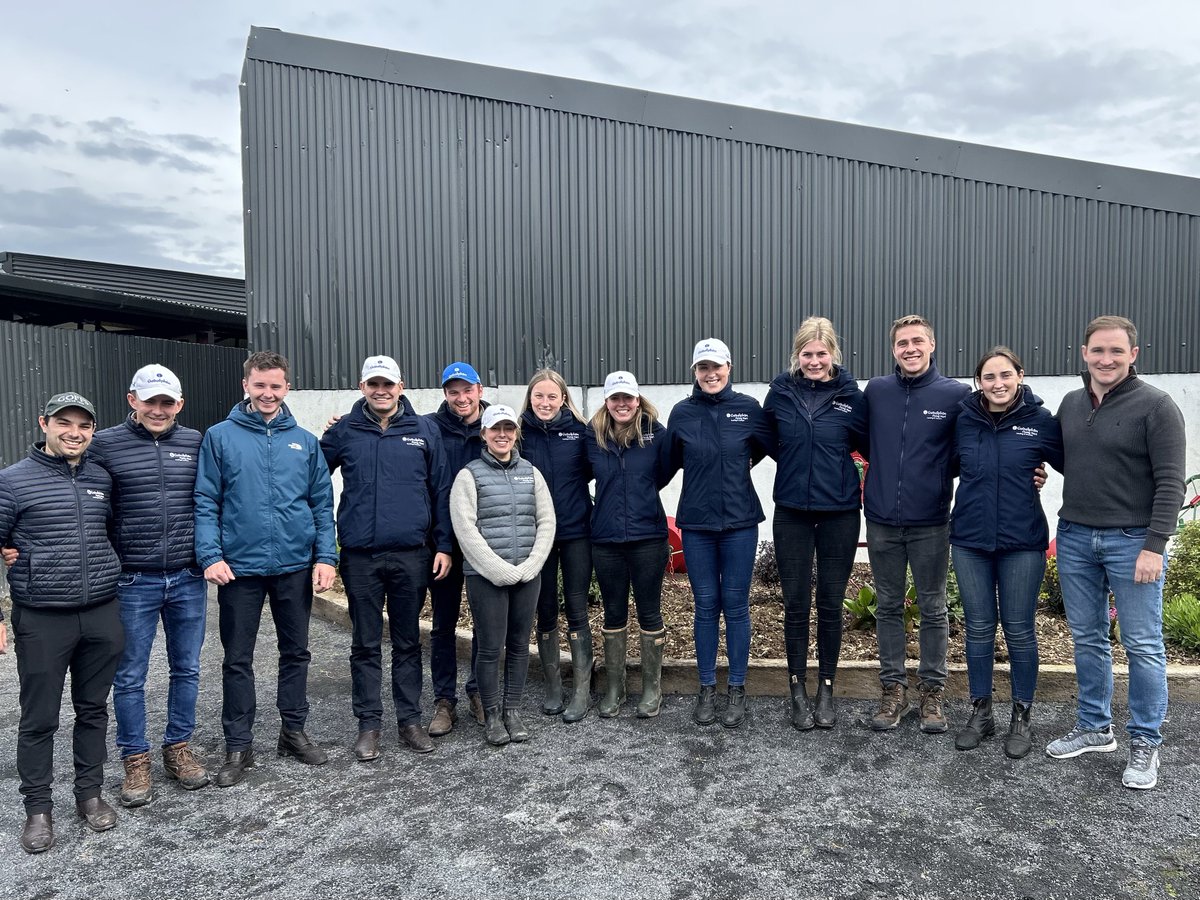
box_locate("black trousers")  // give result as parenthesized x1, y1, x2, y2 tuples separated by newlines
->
(428, 548, 479, 704)
(593, 539, 668, 631)
(340, 547, 430, 728)
(465, 575, 539, 711)
(218, 569, 313, 750)
(13, 600, 124, 814)
(535, 537, 593, 633)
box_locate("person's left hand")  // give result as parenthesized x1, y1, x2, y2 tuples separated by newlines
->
(0, 622, 7, 654)
(1, 547, 16, 567)
(1134, 550, 1164, 584)
(313, 563, 337, 593)
(1032, 465, 1047, 492)
(431, 552, 452, 581)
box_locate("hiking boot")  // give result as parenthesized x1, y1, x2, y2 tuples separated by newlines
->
(1004, 702, 1033, 760)
(429, 699, 456, 737)
(597, 627, 627, 718)
(562, 628, 594, 723)
(484, 707, 510, 747)
(163, 741, 210, 789)
(721, 685, 748, 729)
(119, 752, 153, 807)
(277, 728, 328, 765)
(813, 677, 837, 728)
(789, 676, 814, 731)
(468, 692, 486, 726)
(538, 629, 565, 715)
(870, 683, 910, 731)
(918, 684, 948, 734)
(636, 629, 666, 718)
(954, 697, 995, 751)
(693, 685, 717, 726)
(1122, 740, 1160, 790)
(1046, 725, 1118, 759)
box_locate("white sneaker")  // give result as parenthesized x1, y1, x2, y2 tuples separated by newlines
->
(1045, 725, 1118, 759)
(1121, 741, 1160, 790)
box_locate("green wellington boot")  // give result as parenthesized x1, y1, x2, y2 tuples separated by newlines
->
(636, 629, 667, 718)
(597, 627, 627, 718)
(562, 628, 594, 723)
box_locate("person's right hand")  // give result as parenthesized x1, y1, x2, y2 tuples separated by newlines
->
(205, 561, 236, 585)
(324, 413, 343, 432)
(1, 547, 16, 568)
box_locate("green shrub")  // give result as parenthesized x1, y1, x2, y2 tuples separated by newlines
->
(1040, 555, 1063, 615)
(753, 541, 780, 588)
(1166, 521, 1200, 601)
(1163, 593, 1200, 652)
(844, 584, 877, 630)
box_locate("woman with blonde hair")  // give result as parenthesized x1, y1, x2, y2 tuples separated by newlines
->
(585, 371, 671, 719)
(763, 317, 867, 730)
(519, 369, 594, 722)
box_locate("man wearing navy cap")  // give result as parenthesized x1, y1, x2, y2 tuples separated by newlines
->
(425, 361, 489, 736)
(0, 393, 124, 852)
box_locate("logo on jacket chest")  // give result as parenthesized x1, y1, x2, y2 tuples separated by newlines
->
(832, 401, 853, 414)
(557, 432, 581, 441)
(168, 452, 195, 463)
(922, 409, 948, 421)
(724, 412, 749, 423)
(1012, 425, 1039, 437)
(401, 436, 426, 448)
(288, 442, 304, 451)
(85, 489, 107, 501)
(512, 474, 534, 484)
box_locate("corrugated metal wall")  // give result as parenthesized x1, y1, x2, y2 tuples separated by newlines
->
(0, 321, 247, 468)
(242, 32, 1200, 389)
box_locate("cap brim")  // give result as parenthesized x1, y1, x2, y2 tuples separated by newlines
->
(133, 388, 182, 401)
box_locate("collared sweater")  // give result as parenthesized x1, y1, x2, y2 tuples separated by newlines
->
(1057, 371, 1186, 555)
(450, 448, 555, 585)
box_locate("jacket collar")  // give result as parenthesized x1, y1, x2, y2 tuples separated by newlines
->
(123, 412, 178, 441)
(892, 358, 942, 389)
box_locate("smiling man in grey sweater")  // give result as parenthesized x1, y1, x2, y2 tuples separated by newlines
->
(1046, 315, 1186, 790)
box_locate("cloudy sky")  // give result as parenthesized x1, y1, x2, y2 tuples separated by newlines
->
(2, 1, 1198, 277)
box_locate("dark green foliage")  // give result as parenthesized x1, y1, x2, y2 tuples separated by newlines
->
(1039, 555, 1063, 615)
(1163, 593, 1200, 652)
(1166, 521, 1200, 601)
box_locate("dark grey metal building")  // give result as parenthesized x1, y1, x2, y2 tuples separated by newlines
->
(241, 27, 1200, 389)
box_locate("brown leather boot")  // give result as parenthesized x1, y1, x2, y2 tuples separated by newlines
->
(120, 752, 153, 807)
(163, 742, 211, 789)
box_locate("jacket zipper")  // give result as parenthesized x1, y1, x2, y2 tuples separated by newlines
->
(72, 466, 90, 606)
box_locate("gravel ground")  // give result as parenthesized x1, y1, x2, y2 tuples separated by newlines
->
(0, 592, 1197, 900)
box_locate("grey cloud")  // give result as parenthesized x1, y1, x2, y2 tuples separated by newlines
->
(0, 128, 57, 149)
(164, 133, 233, 156)
(76, 139, 211, 173)
(74, 117, 227, 173)
(85, 116, 135, 135)
(190, 74, 237, 97)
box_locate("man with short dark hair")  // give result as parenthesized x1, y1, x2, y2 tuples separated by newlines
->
(321, 355, 453, 760)
(863, 315, 970, 733)
(426, 361, 488, 735)
(195, 351, 338, 787)
(1047, 315, 1186, 790)
(0, 393, 124, 853)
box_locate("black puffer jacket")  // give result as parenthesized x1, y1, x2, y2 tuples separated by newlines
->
(0, 446, 121, 618)
(90, 415, 202, 572)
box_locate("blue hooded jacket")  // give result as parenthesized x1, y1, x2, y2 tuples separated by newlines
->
(321, 395, 452, 553)
(661, 382, 773, 532)
(950, 385, 1064, 552)
(520, 407, 592, 541)
(585, 419, 669, 544)
(863, 360, 971, 527)
(764, 366, 867, 512)
(194, 401, 337, 576)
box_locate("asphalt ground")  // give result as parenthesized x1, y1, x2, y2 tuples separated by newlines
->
(0, 594, 1197, 900)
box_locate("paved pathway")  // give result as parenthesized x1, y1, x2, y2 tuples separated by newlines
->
(0, 595, 1197, 899)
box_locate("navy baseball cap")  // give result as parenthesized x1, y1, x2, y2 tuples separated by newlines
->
(440, 362, 481, 386)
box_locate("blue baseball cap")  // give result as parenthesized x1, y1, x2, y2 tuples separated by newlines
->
(440, 362, 481, 386)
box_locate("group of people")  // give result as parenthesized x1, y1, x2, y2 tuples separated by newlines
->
(0, 313, 1185, 856)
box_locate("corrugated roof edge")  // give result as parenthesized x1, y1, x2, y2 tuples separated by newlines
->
(244, 25, 1200, 217)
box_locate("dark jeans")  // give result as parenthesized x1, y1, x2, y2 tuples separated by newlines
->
(341, 547, 430, 729)
(113, 567, 207, 756)
(592, 539, 667, 631)
(866, 521, 950, 688)
(535, 538, 593, 633)
(683, 526, 757, 687)
(951, 545, 1044, 704)
(428, 547, 478, 704)
(466, 575, 540, 711)
(217, 569, 313, 750)
(12, 600, 124, 814)
(774, 506, 860, 680)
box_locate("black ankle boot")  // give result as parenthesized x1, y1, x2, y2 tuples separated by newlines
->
(484, 707, 510, 747)
(954, 696, 995, 751)
(721, 685, 748, 729)
(813, 677, 836, 728)
(693, 685, 717, 726)
(790, 677, 814, 731)
(1004, 701, 1033, 759)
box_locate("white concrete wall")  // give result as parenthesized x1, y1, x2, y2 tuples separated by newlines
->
(288, 373, 1200, 553)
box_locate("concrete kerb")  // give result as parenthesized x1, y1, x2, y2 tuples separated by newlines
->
(311, 591, 1200, 704)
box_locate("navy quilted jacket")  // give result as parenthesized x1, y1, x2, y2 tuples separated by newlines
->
(0, 446, 121, 617)
(90, 415, 202, 572)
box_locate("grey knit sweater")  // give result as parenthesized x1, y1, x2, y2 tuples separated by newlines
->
(1057, 372, 1186, 555)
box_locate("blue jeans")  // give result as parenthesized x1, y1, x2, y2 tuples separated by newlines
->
(1056, 520, 1168, 745)
(866, 521, 950, 688)
(683, 526, 757, 687)
(951, 546, 1044, 704)
(113, 568, 207, 757)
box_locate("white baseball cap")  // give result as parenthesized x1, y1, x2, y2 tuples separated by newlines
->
(480, 405, 519, 428)
(129, 365, 183, 401)
(361, 355, 402, 383)
(691, 338, 732, 367)
(603, 371, 640, 399)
